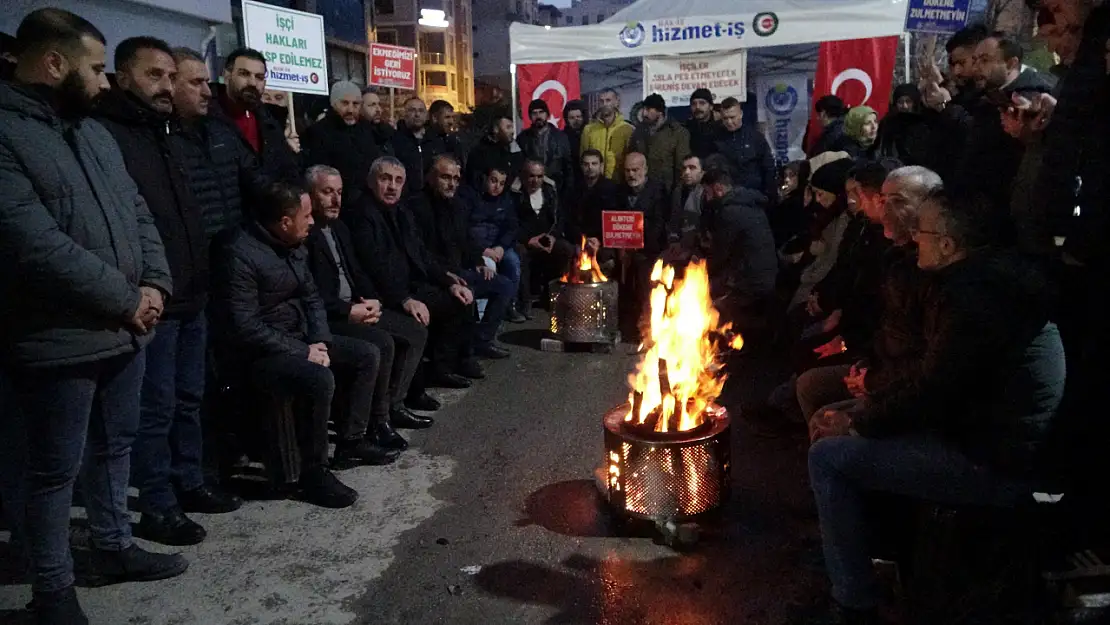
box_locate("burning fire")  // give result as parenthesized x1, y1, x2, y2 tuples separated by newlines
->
(561, 236, 607, 284)
(627, 260, 743, 433)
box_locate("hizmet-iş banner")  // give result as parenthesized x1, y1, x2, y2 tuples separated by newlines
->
(241, 0, 329, 95)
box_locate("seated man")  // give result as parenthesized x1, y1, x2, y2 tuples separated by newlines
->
(695, 166, 778, 331)
(210, 183, 384, 509)
(569, 149, 619, 254)
(347, 156, 478, 388)
(303, 165, 435, 451)
(806, 190, 1066, 624)
(459, 164, 527, 323)
(409, 155, 515, 360)
(512, 159, 575, 310)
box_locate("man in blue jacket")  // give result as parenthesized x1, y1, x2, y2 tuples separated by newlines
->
(460, 164, 526, 323)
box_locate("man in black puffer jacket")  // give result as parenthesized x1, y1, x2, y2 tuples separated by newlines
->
(302, 81, 381, 209)
(96, 37, 242, 550)
(170, 47, 269, 239)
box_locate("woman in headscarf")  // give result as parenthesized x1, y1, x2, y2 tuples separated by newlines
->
(841, 105, 879, 157)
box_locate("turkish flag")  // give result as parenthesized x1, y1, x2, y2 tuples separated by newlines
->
(808, 36, 899, 152)
(517, 62, 581, 130)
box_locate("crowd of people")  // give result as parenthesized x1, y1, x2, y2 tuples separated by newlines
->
(0, 1, 1107, 623)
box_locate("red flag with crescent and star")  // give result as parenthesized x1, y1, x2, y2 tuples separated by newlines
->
(807, 36, 899, 152)
(517, 62, 581, 130)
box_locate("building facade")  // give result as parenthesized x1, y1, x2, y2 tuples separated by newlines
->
(556, 0, 634, 27)
(472, 0, 538, 91)
(374, 0, 474, 112)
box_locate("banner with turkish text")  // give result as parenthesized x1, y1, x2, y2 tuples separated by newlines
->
(755, 73, 809, 164)
(643, 51, 747, 108)
(807, 36, 899, 153)
(517, 62, 581, 130)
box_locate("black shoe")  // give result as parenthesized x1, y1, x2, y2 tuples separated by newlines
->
(29, 586, 88, 625)
(134, 508, 207, 546)
(390, 408, 434, 429)
(457, 358, 485, 379)
(89, 544, 188, 586)
(405, 393, 441, 412)
(373, 422, 410, 450)
(517, 302, 534, 320)
(333, 438, 400, 468)
(177, 484, 243, 514)
(428, 372, 471, 389)
(475, 343, 510, 359)
(506, 305, 528, 323)
(299, 466, 358, 509)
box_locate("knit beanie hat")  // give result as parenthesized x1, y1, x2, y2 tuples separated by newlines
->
(329, 80, 361, 106)
(690, 88, 713, 105)
(643, 93, 667, 112)
(528, 98, 549, 114)
(809, 158, 853, 195)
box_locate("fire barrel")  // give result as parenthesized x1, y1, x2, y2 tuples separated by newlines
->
(548, 278, 619, 344)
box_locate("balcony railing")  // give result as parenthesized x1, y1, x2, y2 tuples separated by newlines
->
(421, 52, 450, 65)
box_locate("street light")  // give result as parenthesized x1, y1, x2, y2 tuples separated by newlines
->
(419, 9, 449, 28)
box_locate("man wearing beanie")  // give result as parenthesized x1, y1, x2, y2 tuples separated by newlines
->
(685, 87, 722, 159)
(629, 93, 690, 194)
(302, 80, 383, 209)
(516, 98, 573, 198)
(581, 87, 634, 182)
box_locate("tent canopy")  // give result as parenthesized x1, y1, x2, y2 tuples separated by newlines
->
(509, 0, 908, 66)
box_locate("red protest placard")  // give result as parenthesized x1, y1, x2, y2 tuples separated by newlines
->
(368, 43, 416, 90)
(602, 210, 644, 249)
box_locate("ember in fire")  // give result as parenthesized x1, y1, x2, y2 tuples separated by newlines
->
(627, 260, 743, 433)
(560, 236, 607, 284)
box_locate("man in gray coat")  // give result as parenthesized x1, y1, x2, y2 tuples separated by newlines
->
(0, 9, 185, 624)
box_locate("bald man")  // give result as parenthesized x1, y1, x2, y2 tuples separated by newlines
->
(616, 152, 672, 336)
(302, 80, 383, 207)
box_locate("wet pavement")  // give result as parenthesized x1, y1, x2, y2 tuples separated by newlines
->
(0, 318, 827, 625)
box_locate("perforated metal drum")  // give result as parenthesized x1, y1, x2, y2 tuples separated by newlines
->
(548, 279, 619, 344)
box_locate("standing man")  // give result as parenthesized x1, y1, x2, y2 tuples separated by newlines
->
(428, 99, 464, 165)
(360, 88, 394, 155)
(563, 99, 589, 195)
(302, 80, 382, 209)
(517, 98, 574, 198)
(392, 97, 446, 195)
(0, 9, 186, 622)
(96, 36, 242, 548)
(685, 88, 721, 159)
(629, 93, 691, 194)
(211, 48, 301, 185)
(465, 112, 519, 191)
(580, 88, 635, 182)
(715, 96, 778, 206)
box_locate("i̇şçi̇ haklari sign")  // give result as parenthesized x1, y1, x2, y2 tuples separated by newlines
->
(241, 0, 329, 95)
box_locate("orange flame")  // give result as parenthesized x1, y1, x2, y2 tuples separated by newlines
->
(561, 236, 607, 284)
(626, 259, 741, 432)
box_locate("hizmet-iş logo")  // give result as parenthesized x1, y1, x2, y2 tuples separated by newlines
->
(619, 22, 646, 48)
(753, 12, 779, 37)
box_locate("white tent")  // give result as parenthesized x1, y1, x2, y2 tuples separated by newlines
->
(508, 0, 910, 121)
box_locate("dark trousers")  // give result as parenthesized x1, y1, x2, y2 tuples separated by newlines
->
(249, 335, 378, 462)
(1, 351, 144, 592)
(412, 283, 474, 374)
(460, 268, 515, 347)
(516, 239, 574, 304)
(329, 321, 393, 428)
(132, 313, 207, 514)
(334, 310, 428, 409)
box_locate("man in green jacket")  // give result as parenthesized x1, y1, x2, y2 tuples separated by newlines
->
(629, 93, 692, 195)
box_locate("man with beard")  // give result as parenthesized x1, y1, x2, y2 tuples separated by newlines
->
(410, 155, 515, 360)
(580, 88, 634, 182)
(303, 165, 433, 454)
(428, 99, 464, 165)
(629, 93, 690, 194)
(516, 98, 573, 198)
(95, 36, 241, 549)
(302, 81, 382, 209)
(714, 97, 778, 206)
(684, 88, 722, 159)
(360, 88, 394, 154)
(211, 48, 301, 186)
(465, 112, 520, 191)
(170, 47, 269, 239)
(513, 159, 575, 312)
(392, 97, 448, 195)
(210, 183, 371, 507)
(562, 99, 588, 194)
(569, 149, 620, 251)
(349, 157, 479, 387)
(669, 154, 706, 251)
(0, 9, 185, 622)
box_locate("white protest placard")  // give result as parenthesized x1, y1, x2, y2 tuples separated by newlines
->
(241, 0, 329, 96)
(642, 50, 747, 108)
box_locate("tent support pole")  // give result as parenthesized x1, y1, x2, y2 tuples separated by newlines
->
(903, 33, 912, 83)
(510, 63, 519, 136)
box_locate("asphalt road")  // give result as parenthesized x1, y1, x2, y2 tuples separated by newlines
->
(0, 318, 825, 625)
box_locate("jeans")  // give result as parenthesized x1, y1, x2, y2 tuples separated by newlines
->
(808, 434, 1030, 610)
(498, 247, 522, 291)
(132, 314, 207, 514)
(796, 363, 853, 422)
(460, 268, 515, 347)
(5, 351, 145, 592)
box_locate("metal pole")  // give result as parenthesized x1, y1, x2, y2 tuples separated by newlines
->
(903, 32, 912, 84)
(510, 63, 519, 136)
(389, 86, 395, 123)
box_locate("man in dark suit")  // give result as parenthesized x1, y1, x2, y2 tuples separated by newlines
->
(303, 165, 436, 448)
(569, 149, 620, 249)
(346, 156, 480, 387)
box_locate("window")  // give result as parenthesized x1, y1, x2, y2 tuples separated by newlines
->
(565, 15, 572, 24)
(327, 46, 367, 86)
(516, 0, 522, 14)
(375, 0, 394, 15)
(450, 73, 456, 90)
(581, 15, 588, 24)
(377, 29, 398, 45)
(597, 14, 604, 23)
(425, 71, 448, 87)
